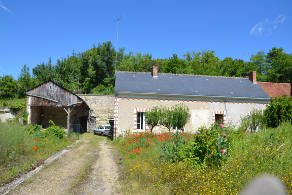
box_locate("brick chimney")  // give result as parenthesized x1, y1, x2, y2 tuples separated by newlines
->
(152, 66, 158, 78)
(249, 71, 257, 83)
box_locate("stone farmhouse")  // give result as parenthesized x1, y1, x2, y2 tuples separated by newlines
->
(25, 67, 290, 137)
(113, 66, 291, 136)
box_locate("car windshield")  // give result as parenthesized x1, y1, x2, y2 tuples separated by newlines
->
(104, 126, 111, 130)
(98, 126, 104, 129)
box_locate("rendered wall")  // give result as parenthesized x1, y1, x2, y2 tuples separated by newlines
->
(115, 97, 267, 136)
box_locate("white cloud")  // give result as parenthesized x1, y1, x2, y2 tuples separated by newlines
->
(0, 1, 11, 13)
(249, 15, 286, 37)
(273, 14, 286, 30)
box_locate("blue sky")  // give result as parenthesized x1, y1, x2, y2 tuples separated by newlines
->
(0, 0, 291, 78)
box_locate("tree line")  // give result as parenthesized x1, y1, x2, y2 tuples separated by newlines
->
(0, 41, 292, 98)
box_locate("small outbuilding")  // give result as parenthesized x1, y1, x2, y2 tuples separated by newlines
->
(26, 80, 92, 134)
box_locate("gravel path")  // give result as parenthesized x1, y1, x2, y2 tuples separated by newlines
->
(8, 134, 119, 195)
(79, 140, 120, 195)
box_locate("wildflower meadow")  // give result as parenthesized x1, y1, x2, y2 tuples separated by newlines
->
(114, 123, 292, 194)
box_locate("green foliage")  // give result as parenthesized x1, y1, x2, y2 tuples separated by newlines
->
(160, 104, 191, 131)
(25, 124, 42, 135)
(44, 120, 66, 139)
(266, 47, 292, 83)
(32, 58, 55, 85)
(145, 106, 161, 132)
(177, 126, 231, 168)
(0, 98, 26, 110)
(90, 77, 115, 95)
(239, 109, 265, 132)
(9, 101, 26, 112)
(264, 96, 292, 128)
(18, 64, 34, 98)
(0, 122, 75, 185)
(116, 122, 292, 194)
(171, 104, 191, 130)
(0, 75, 18, 98)
(159, 132, 185, 163)
(160, 107, 173, 131)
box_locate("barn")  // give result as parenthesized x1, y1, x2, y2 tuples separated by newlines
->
(26, 80, 92, 134)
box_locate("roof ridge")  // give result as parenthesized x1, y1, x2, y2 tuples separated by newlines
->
(116, 70, 247, 80)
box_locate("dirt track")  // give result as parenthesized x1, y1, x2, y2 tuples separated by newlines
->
(8, 134, 119, 195)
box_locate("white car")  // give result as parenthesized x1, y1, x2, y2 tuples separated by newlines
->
(93, 125, 111, 136)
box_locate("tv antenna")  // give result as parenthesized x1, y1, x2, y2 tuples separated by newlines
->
(114, 16, 123, 42)
(113, 16, 123, 70)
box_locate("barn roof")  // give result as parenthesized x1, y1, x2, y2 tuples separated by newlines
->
(27, 80, 85, 107)
(115, 71, 270, 102)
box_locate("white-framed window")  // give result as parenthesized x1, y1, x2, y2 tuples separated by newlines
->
(137, 112, 145, 130)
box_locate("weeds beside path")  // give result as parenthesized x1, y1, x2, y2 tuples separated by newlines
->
(8, 133, 120, 195)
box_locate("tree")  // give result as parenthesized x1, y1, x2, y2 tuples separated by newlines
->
(18, 64, 33, 97)
(264, 96, 292, 128)
(162, 54, 189, 74)
(32, 58, 55, 85)
(171, 104, 191, 131)
(160, 107, 173, 132)
(159, 104, 191, 132)
(266, 47, 292, 83)
(250, 51, 266, 75)
(145, 106, 161, 132)
(0, 75, 18, 98)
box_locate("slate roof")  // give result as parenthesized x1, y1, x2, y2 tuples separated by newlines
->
(115, 71, 270, 101)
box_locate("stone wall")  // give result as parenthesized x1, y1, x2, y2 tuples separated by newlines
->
(78, 95, 114, 127)
(0, 108, 16, 122)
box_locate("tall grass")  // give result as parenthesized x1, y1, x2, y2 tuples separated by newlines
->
(0, 122, 76, 186)
(115, 123, 292, 194)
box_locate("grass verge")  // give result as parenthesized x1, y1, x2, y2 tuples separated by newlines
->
(0, 122, 78, 186)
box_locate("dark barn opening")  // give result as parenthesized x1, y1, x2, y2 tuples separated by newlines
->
(26, 81, 92, 134)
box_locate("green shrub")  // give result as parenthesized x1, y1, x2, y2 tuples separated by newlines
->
(264, 96, 292, 128)
(239, 109, 265, 132)
(159, 132, 185, 163)
(9, 101, 26, 112)
(25, 124, 42, 135)
(44, 120, 66, 139)
(177, 126, 231, 168)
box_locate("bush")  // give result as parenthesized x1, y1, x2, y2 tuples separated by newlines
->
(44, 120, 66, 139)
(239, 109, 265, 132)
(25, 124, 42, 135)
(177, 126, 231, 168)
(159, 132, 185, 163)
(9, 101, 26, 112)
(264, 96, 292, 128)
